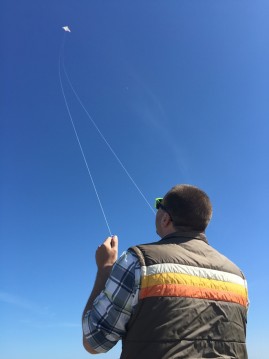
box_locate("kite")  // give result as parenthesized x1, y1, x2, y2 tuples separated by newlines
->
(62, 26, 71, 32)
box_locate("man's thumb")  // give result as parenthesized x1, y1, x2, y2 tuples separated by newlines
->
(111, 235, 118, 248)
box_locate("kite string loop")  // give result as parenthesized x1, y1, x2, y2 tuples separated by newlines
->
(62, 59, 156, 215)
(59, 33, 112, 236)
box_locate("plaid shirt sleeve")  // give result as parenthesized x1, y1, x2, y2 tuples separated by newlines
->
(82, 250, 141, 353)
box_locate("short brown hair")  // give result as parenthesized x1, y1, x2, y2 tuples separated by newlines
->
(163, 184, 212, 231)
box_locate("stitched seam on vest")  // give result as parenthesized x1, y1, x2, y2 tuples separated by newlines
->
(129, 246, 146, 267)
(123, 339, 247, 344)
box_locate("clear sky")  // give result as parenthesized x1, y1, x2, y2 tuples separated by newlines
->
(1, 1, 268, 358)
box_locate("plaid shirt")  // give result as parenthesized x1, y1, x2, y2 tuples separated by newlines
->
(83, 250, 141, 353)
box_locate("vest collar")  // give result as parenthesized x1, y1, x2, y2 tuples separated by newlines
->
(160, 231, 208, 244)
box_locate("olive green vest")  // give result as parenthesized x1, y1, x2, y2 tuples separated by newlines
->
(120, 232, 248, 359)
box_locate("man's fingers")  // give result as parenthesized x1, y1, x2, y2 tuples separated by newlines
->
(102, 236, 111, 247)
(96, 235, 118, 269)
(111, 235, 118, 248)
(102, 235, 118, 248)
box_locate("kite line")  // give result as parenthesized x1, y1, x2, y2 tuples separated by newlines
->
(59, 26, 155, 233)
(59, 28, 112, 235)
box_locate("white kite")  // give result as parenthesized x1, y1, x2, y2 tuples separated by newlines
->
(62, 26, 71, 32)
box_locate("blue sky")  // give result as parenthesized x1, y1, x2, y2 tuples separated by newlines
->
(1, 1, 269, 358)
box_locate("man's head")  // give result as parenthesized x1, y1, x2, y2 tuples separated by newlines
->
(156, 184, 212, 237)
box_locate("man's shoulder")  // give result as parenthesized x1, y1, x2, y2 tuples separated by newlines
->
(128, 241, 162, 267)
(129, 240, 160, 251)
(116, 249, 140, 267)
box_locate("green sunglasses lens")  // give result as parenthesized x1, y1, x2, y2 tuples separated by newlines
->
(155, 198, 163, 209)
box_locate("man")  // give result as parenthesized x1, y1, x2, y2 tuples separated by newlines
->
(82, 184, 248, 358)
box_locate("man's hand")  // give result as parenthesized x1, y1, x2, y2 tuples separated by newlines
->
(95, 235, 118, 270)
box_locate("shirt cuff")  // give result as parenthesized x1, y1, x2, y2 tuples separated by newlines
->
(83, 310, 118, 353)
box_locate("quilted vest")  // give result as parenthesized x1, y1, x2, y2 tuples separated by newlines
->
(120, 232, 248, 359)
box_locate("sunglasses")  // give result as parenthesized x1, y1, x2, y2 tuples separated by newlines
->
(155, 198, 164, 210)
(155, 198, 173, 221)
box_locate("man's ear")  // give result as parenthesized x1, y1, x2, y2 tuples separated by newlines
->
(161, 212, 171, 227)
